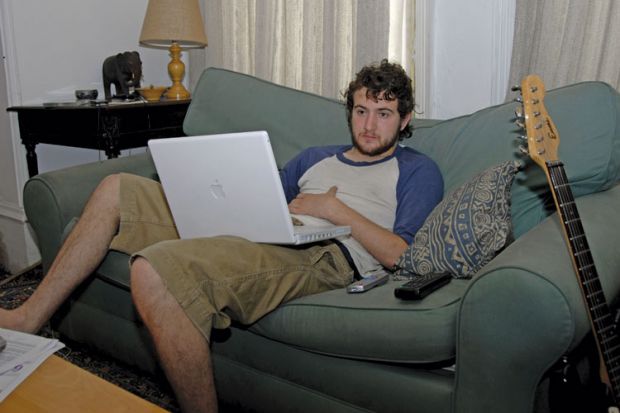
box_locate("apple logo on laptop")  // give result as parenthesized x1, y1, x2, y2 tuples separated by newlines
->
(210, 179, 226, 199)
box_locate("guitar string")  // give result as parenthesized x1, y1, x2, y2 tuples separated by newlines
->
(528, 89, 620, 398)
(548, 162, 620, 391)
(551, 165, 607, 317)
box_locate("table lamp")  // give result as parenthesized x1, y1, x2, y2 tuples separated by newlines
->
(139, 0, 208, 100)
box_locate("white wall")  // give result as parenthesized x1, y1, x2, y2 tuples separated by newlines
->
(0, 0, 171, 272)
(4, 0, 173, 172)
(418, 0, 515, 120)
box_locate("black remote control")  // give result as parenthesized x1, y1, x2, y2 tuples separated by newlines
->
(394, 272, 451, 300)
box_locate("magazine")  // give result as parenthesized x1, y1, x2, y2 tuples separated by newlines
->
(0, 328, 65, 402)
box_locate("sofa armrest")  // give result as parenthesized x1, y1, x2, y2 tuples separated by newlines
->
(454, 182, 620, 413)
(23, 153, 157, 272)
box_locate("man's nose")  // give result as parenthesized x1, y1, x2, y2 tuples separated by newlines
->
(364, 113, 377, 131)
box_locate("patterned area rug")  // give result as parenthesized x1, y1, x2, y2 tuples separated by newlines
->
(0, 265, 180, 412)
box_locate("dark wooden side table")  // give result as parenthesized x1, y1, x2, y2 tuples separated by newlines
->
(7, 99, 190, 177)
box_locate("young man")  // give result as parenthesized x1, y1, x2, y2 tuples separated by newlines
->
(0, 60, 443, 412)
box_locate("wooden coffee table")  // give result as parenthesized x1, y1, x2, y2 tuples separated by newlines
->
(0, 355, 169, 412)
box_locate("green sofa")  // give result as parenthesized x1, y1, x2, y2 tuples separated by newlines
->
(23, 68, 620, 412)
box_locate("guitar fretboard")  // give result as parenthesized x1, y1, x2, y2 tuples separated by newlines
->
(547, 160, 620, 401)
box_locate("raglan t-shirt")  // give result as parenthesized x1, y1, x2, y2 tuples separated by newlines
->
(279, 144, 443, 276)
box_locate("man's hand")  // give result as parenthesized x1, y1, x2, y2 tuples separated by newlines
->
(288, 186, 339, 220)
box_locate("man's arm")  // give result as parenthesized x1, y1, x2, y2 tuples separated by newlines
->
(288, 187, 407, 268)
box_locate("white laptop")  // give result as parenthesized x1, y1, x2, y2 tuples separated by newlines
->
(147, 131, 351, 245)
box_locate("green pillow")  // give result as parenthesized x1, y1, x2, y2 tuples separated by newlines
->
(394, 161, 521, 279)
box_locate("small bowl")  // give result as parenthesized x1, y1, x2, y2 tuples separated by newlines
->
(137, 86, 167, 102)
(75, 89, 98, 100)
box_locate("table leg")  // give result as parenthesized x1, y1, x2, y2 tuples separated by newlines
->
(24, 142, 39, 177)
(100, 115, 121, 159)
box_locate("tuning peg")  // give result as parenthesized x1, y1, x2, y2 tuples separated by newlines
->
(515, 119, 525, 129)
(511, 85, 521, 92)
(516, 134, 528, 141)
(514, 108, 524, 119)
(514, 96, 523, 103)
(530, 86, 538, 93)
(518, 145, 529, 155)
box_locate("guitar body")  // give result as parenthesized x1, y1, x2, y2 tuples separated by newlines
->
(518, 75, 620, 412)
(547, 338, 615, 412)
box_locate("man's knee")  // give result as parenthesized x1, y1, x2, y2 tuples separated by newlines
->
(131, 257, 157, 288)
(88, 174, 122, 216)
(97, 173, 121, 195)
(130, 257, 164, 308)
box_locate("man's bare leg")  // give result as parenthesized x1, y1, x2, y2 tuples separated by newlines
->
(131, 257, 217, 413)
(0, 174, 121, 333)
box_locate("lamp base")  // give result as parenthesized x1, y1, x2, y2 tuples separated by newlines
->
(166, 42, 191, 100)
(165, 83, 191, 100)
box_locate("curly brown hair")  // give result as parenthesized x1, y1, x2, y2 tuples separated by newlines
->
(344, 59, 414, 140)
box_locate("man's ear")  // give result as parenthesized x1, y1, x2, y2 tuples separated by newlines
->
(400, 112, 413, 131)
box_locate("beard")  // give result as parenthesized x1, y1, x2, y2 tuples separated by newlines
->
(351, 129, 400, 157)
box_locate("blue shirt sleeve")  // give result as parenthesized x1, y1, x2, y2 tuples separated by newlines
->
(393, 149, 444, 244)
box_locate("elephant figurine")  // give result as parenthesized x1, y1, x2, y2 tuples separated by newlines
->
(102, 51, 142, 100)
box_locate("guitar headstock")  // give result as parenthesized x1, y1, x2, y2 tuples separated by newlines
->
(514, 74, 560, 169)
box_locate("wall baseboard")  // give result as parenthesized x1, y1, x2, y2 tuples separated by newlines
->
(0, 200, 27, 223)
(0, 214, 41, 275)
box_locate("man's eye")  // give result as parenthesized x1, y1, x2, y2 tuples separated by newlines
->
(355, 109, 366, 115)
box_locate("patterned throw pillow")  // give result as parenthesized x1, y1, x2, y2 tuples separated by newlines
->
(394, 161, 521, 279)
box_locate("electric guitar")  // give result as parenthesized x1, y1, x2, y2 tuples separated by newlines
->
(516, 74, 620, 412)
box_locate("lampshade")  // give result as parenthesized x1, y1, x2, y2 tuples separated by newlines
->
(139, 0, 208, 49)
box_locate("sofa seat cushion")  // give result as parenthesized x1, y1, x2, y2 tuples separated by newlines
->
(249, 277, 470, 364)
(90, 225, 463, 364)
(91, 248, 466, 364)
(91, 247, 464, 364)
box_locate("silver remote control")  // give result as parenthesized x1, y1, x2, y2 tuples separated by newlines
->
(346, 273, 389, 293)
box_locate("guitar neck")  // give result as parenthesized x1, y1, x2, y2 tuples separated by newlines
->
(545, 160, 620, 401)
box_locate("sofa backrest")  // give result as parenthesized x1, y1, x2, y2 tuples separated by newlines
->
(408, 81, 620, 237)
(184, 67, 350, 168)
(184, 68, 620, 238)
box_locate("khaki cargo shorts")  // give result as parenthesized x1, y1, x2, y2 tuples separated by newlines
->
(110, 173, 354, 341)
